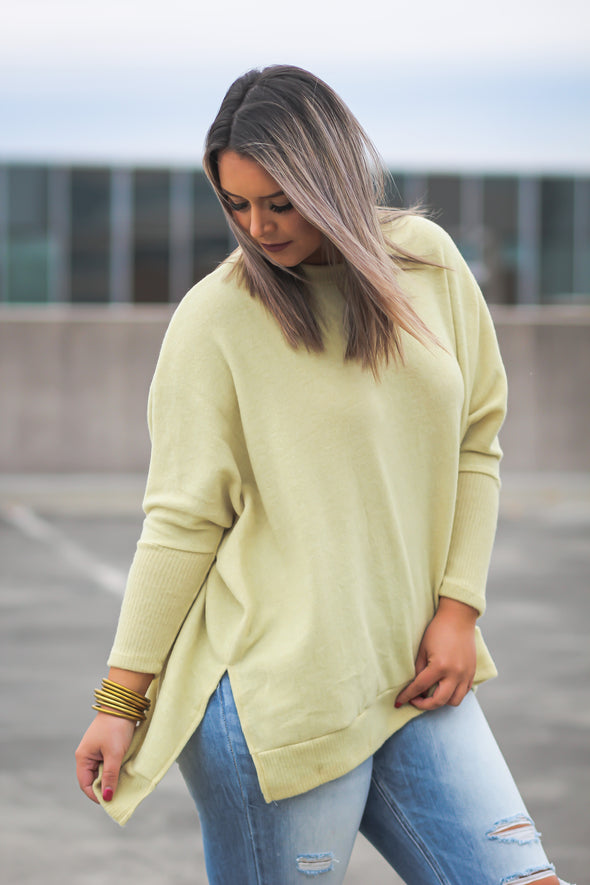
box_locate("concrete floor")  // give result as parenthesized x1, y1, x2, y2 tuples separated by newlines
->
(1, 473, 588, 885)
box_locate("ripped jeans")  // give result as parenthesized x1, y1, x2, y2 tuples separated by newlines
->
(178, 673, 569, 885)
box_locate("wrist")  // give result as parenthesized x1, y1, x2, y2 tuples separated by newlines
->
(437, 596, 479, 624)
(95, 707, 141, 725)
(93, 675, 152, 722)
(108, 667, 154, 695)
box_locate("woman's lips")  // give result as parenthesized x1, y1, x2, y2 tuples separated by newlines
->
(261, 242, 292, 253)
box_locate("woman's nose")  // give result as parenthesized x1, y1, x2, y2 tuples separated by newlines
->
(249, 207, 273, 239)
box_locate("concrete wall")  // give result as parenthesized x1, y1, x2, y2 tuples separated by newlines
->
(0, 307, 170, 473)
(492, 306, 590, 471)
(1, 305, 589, 473)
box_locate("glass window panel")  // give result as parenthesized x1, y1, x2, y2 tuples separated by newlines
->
(540, 178, 574, 301)
(193, 171, 230, 282)
(169, 170, 194, 303)
(9, 166, 47, 235)
(7, 166, 50, 303)
(133, 170, 170, 303)
(70, 168, 110, 303)
(483, 176, 519, 304)
(425, 175, 461, 235)
(384, 172, 405, 207)
(573, 179, 590, 300)
(403, 174, 428, 209)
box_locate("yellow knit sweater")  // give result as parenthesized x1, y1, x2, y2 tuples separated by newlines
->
(97, 215, 507, 824)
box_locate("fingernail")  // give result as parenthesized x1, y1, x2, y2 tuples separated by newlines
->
(394, 701, 402, 708)
(103, 787, 113, 802)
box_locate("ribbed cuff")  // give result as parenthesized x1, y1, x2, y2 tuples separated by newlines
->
(108, 542, 217, 674)
(438, 470, 500, 616)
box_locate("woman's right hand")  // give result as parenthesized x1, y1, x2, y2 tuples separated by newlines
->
(75, 712, 136, 804)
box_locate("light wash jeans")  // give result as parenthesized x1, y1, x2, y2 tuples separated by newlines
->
(178, 673, 569, 885)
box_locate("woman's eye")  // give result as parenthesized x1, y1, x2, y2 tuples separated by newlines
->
(271, 202, 293, 214)
(223, 197, 292, 214)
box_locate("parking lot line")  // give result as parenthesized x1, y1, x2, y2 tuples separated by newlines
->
(1, 503, 126, 596)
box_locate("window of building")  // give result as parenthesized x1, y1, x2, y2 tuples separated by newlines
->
(70, 168, 110, 303)
(540, 178, 574, 301)
(133, 170, 170, 303)
(573, 179, 590, 299)
(6, 166, 50, 303)
(384, 172, 405, 207)
(193, 172, 230, 283)
(425, 175, 461, 237)
(483, 176, 519, 304)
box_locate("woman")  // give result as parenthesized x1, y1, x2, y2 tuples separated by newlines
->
(76, 66, 571, 885)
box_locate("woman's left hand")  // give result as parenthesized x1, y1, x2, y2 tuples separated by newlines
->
(394, 597, 478, 711)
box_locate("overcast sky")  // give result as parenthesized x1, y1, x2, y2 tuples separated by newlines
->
(1, 0, 589, 171)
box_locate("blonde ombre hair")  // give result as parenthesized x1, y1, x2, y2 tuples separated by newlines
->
(204, 65, 436, 374)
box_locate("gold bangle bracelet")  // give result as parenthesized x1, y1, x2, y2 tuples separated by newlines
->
(93, 704, 146, 722)
(93, 692, 146, 717)
(93, 677, 150, 723)
(92, 704, 144, 722)
(100, 686, 150, 708)
(102, 678, 150, 706)
(95, 686, 147, 707)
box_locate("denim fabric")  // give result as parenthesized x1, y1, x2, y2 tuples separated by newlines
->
(178, 673, 560, 884)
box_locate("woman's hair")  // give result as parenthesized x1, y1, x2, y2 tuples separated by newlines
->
(204, 64, 436, 374)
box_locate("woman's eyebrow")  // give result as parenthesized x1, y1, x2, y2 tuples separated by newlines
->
(222, 188, 285, 200)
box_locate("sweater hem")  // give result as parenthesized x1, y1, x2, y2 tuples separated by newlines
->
(252, 688, 420, 801)
(250, 666, 493, 803)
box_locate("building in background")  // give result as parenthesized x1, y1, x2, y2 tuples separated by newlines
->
(0, 163, 589, 306)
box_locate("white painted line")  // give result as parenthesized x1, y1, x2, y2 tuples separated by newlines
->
(1, 504, 126, 597)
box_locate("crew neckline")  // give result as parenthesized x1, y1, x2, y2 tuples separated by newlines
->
(301, 262, 345, 283)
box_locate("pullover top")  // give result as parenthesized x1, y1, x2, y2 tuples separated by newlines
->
(99, 215, 507, 824)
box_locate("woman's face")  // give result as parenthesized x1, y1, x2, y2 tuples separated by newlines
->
(217, 151, 328, 267)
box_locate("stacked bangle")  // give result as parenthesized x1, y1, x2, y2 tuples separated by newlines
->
(92, 678, 151, 722)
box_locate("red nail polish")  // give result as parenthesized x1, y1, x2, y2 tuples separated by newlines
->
(394, 701, 402, 708)
(103, 787, 113, 802)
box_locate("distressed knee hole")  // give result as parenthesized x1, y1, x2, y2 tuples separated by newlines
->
(487, 813, 541, 845)
(295, 852, 335, 875)
(501, 868, 560, 885)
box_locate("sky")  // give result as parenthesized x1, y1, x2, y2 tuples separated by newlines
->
(1, 0, 589, 172)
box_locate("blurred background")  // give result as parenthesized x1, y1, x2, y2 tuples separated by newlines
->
(0, 0, 589, 473)
(1, 0, 590, 474)
(1, 2, 589, 883)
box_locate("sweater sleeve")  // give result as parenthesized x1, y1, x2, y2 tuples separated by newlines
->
(436, 232, 508, 615)
(108, 289, 243, 674)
